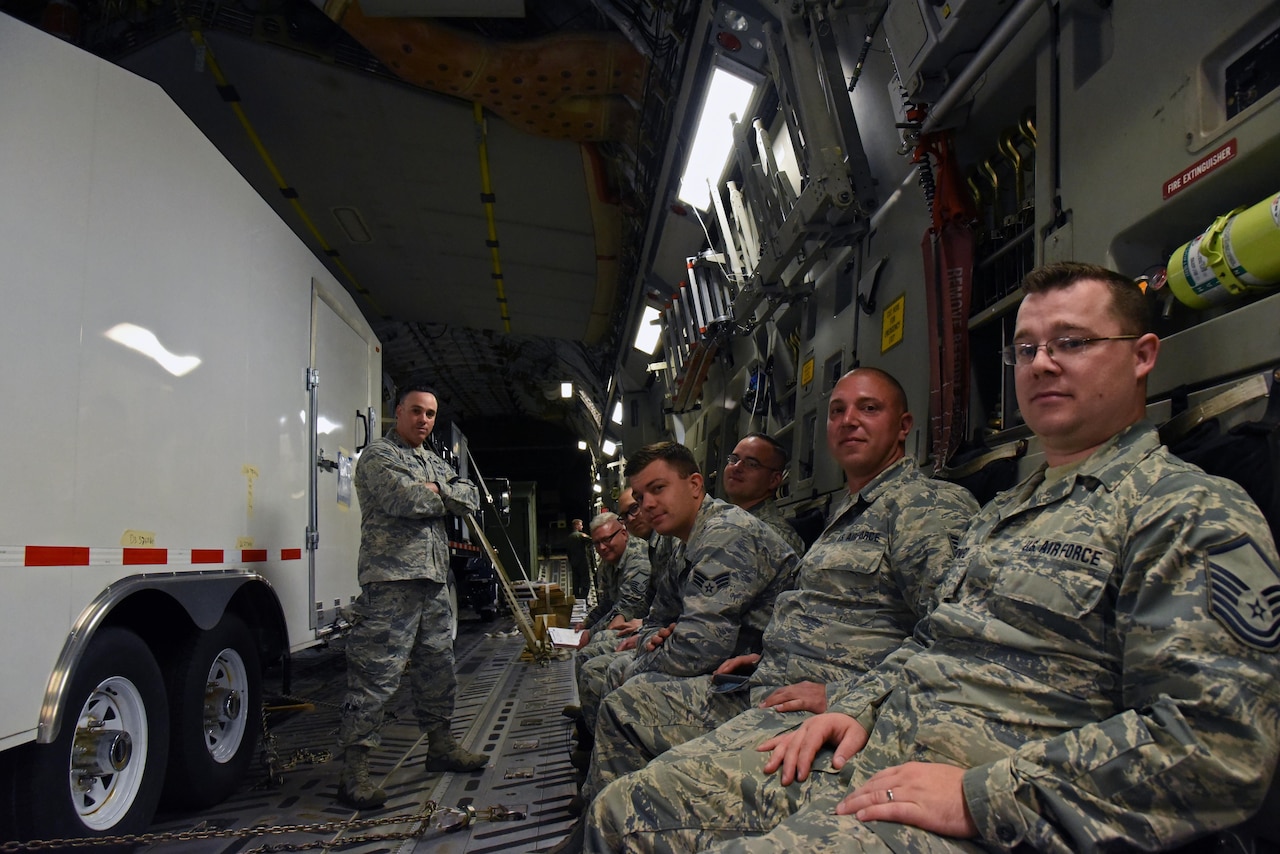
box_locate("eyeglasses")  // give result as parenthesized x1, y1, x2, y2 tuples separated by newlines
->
(619, 503, 641, 521)
(591, 528, 624, 549)
(726, 453, 782, 472)
(1000, 335, 1141, 367)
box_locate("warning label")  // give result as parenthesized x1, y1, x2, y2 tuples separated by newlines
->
(1163, 139, 1237, 200)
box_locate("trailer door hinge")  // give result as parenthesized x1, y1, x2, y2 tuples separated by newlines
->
(306, 527, 319, 550)
(306, 367, 320, 390)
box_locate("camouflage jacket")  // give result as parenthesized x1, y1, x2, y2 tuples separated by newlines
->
(629, 494, 800, 677)
(752, 457, 977, 694)
(749, 497, 807, 556)
(830, 422, 1280, 851)
(353, 429, 479, 585)
(583, 535, 652, 631)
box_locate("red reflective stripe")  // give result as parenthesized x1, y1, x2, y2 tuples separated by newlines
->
(281, 548, 302, 560)
(123, 548, 167, 565)
(192, 549, 224, 564)
(241, 549, 268, 562)
(26, 546, 90, 566)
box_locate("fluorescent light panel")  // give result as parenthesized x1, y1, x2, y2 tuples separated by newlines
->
(677, 66, 757, 210)
(633, 304, 663, 355)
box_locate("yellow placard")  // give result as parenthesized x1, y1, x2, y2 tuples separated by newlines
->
(121, 529, 156, 547)
(800, 356, 815, 388)
(236, 536, 255, 549)
(881, 294, 905, 354)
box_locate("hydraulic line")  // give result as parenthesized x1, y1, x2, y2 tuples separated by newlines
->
(473, 102, 514, 334)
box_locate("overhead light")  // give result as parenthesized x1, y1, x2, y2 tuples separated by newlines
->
(602, 439, 618, 457)
(105, 323, 201, 377)
(611, 401, 623, 425)
(676, 65, 758, 211)
(592, 483, 603, 494)
(633, 304, 663, 355)
(561, 381, 574, 399)
(577, 440, 588, 451)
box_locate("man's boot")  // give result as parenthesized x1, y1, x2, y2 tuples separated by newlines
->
(336, 746, 387, 809)
(425, 726, 488, 772)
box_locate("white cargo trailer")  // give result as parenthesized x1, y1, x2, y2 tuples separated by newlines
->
(0, 15, 380, 841)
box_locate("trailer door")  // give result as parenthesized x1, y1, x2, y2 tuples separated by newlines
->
(308, 279, 378, 637)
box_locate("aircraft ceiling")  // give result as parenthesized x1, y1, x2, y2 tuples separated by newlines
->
(6, 0, 708, 453)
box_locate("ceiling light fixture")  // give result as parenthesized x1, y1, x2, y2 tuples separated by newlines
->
(633, 304, 663, 355)
(561, 381, 574, 399)
(676, 66, 758, 211)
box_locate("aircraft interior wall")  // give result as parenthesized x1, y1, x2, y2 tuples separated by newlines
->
(634, 0, 1280, 501)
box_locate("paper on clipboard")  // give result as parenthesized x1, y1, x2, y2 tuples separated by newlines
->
(546, 626, 587, 649)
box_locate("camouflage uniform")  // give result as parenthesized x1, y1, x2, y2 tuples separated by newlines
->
(337, 429, 479, 750)
(750, 496, 807, 556)
(584, 459, 976, 799)
(575, 536, 654, 725)
(629, 494, 798, 679)
(580, 535, 653, 634)
(588, 423, 1280, 853)
(580, 496, 800, 735)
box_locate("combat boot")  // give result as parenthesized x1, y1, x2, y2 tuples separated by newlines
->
(336, 746, 387, 809)
(425, 726, 488, 771)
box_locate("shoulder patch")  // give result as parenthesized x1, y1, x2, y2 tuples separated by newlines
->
(1207, 536, 1280, 652)
(689, 568, 732, 597)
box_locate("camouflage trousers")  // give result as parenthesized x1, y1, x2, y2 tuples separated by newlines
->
(576, 646, 633, 732)
(586, 694, 989, 854)
(583, 671, 756, 800)
(337, 579, 458, 750)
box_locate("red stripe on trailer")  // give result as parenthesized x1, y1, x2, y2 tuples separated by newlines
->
(192, 549, 224, 563)
(281, 548, 302, 560)
(123, 548, 167, 565)
(26, 546, 90, 566)
(241, 549, 268, 562)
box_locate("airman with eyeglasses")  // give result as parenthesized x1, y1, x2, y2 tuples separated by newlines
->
(723, 433, 806, 556)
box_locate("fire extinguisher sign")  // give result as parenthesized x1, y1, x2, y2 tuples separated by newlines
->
(1163, 139, 1237, 200)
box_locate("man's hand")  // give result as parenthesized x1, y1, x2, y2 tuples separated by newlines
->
(615, 635, 639, 652)
(714, 653, 760, 676)
(608, 616, 642, 637)
(838, 762, 977, 839)
(757, 713, 868, 786)
(760, 681, 827, 713)
(645, 622, 677, 651)
(425, 481, 441, 494)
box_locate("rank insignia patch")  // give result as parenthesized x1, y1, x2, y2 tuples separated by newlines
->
(1207, 536, 1280, 651)
(690, 568, 732, 597)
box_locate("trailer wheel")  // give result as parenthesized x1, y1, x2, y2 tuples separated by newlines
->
(12, 627, 169, 842)
(161, 613, 261, 808)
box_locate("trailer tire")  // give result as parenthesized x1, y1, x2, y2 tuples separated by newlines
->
(11, 627, 169, 843)
(160, 613, 261, 809)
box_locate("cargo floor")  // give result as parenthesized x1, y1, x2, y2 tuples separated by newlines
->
(142, 614, 580, 853)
